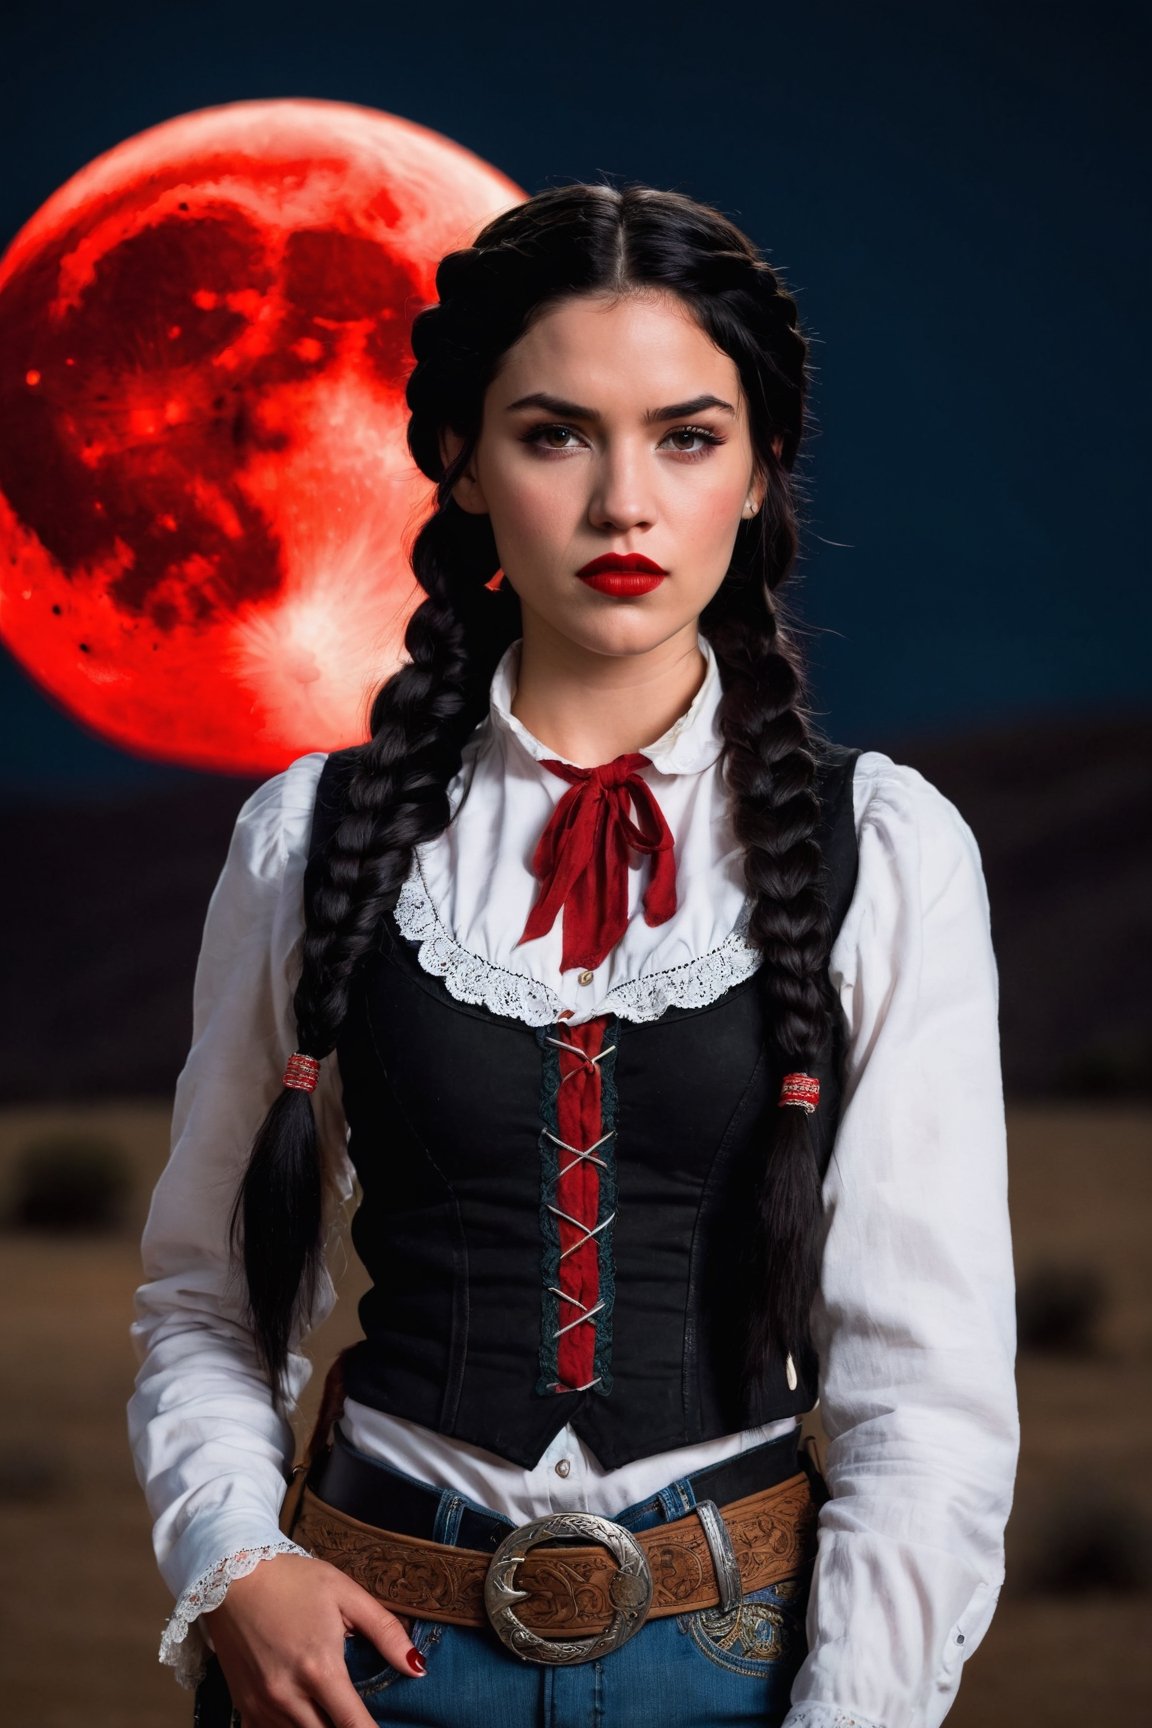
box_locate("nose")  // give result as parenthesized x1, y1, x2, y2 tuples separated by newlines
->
(586, 442, 656, 534)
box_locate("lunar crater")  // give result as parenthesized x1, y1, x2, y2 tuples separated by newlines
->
(0, 98, 524, 771)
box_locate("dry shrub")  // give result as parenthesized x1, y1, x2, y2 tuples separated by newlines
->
(5, 1132, 131, 1233)
(1016, 1263, 1108, 1355)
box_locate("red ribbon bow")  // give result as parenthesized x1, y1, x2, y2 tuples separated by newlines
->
(515, 752, 678, 972)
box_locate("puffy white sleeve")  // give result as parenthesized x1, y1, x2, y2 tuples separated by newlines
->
(782, 753, 1019, 1728)
(126, 750, 355, 1689)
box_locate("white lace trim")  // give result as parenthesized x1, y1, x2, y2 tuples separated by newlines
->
(394, 857, 762, 1027)
(784, 1710, 888, 1728)
(159, 1538, 312, 1689)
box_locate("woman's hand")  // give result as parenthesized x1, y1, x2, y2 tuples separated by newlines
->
(203, 1552, 426, 1727)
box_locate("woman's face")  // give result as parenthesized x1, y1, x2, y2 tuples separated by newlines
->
(441, 289, 778, 665)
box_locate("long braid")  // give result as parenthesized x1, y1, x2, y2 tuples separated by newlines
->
(232, 428, 521, 1398)
(708, 592, 834, 1384)
(697, 253, 833, 1384)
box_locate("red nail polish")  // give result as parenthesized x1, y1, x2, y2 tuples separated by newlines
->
(406, 1648, 427, 1675)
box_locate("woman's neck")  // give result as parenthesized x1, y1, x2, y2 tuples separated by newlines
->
(508, 623, 708, 767)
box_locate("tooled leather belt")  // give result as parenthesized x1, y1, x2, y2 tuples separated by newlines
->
(285, 1436, 821, 1662)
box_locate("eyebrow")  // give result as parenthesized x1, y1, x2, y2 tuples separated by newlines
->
(504, 391, 736, 424)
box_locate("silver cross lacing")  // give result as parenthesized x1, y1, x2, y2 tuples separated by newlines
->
(544, 1126, 613, 1180)
(541, 1033, 616, 1396)
(544, 1033, 618, 1071)
(550, 1287, 607, 1335)
(546, 1201, 617, 1261)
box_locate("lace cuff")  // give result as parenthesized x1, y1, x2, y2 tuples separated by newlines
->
(783, 1710, 887, 1728)
(158, 1539, 313, 1689)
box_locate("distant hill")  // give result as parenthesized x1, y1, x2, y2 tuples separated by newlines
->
(870, 709, 1152, 1098)
(2, 711, 1150, 1102)
(2, 769, 264, 1101)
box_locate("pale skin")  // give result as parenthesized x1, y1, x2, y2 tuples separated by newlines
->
(203, 287, 779, 1726)
(445, 287, 781, 765)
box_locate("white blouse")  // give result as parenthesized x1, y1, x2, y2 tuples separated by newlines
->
(128, 632, 1019, 1728)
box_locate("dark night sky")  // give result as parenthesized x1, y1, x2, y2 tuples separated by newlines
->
(1, 0, 1146, 795)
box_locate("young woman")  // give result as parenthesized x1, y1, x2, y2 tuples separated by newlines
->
(128, 180, 1018, 1728)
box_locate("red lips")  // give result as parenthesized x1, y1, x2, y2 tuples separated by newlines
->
(576, 553, 668, 577)
(575, 552, 668, 596)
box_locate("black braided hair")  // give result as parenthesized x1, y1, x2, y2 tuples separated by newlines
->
(230, 178, 834, 1405)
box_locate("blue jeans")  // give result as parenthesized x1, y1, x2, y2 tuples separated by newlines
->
(340, 1455, 812, 1727)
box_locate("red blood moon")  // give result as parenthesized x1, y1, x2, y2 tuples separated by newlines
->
(0, 99, 525, 774)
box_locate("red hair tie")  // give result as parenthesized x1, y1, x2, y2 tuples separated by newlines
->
(283, 1052, 321, 1093)
(778, 1073, 820, 1114)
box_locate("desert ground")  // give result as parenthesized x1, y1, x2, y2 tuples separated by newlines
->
(0, 1100, 1148, 1726)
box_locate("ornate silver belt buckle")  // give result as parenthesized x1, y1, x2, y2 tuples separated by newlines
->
(484, 1510, 654, 1665)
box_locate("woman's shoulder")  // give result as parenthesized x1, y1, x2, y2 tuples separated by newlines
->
(848, 744, 964, 817)
(231, 749, 331, 867)
(847, 747, 988, 896)
(810, 738, 976, 849)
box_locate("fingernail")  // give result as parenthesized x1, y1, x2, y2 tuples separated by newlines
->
(406, 1648, 427, 1675)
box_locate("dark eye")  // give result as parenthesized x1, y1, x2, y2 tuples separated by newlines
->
(663, 425, 725, 457)
(520, 423, 584, 451)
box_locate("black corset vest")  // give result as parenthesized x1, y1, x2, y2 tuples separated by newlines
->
(307, 740, 862, 1470)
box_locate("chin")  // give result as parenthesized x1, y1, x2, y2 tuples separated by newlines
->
(538, 603, 698, 662)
